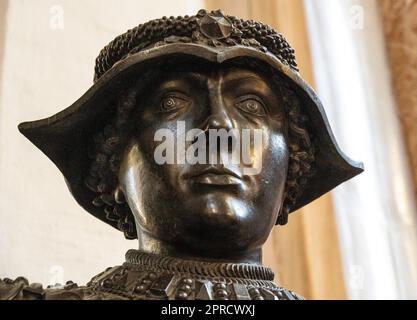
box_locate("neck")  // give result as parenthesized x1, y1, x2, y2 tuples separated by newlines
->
(137, 230, 263, 265)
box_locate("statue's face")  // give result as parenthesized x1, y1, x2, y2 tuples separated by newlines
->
(119, 63, 289, 258)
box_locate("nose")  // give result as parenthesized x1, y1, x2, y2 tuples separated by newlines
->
(197, 79, 240, 161)
(203, 80, 234, 131)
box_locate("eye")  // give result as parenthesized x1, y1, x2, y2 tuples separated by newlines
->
(159, 93, 190, 113)
(235, 95, 267, 116)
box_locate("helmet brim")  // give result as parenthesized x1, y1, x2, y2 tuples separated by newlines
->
(18, 43, 364, 233)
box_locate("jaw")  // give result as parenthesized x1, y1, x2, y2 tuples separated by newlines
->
(134, 194, 272, 259)
(137, 225, 264, 264)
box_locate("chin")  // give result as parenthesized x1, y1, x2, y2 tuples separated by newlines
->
(190, 194, 251, 227)
(173, 199, 259, 252)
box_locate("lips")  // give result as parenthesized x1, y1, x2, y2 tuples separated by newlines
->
(185, 166, 243, 186)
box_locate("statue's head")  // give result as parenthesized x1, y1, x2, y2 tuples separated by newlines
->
(88, 58, 314, 258)
(18, 10, 363, 261)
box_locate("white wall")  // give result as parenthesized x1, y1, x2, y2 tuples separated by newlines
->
(0, 0, 203, 286)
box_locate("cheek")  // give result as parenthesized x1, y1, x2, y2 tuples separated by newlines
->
(118, 145, 148, 225)
(262, 132, 289, 194)
(119, 143, 175, 229)
(120, 144, 148, 179)
(270, 133, 289, 173)
(120, 134, 183, 204)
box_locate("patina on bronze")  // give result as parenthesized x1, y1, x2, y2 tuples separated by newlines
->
(1, 9, 363, 300)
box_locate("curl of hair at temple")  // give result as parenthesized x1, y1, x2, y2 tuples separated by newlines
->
(277, 81, 315, 225)
(85, 87, 139, 239)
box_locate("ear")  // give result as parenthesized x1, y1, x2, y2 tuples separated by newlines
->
(114, 186, 126, 204)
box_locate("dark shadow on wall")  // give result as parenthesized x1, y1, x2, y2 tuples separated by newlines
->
(0, 0, 9, 107)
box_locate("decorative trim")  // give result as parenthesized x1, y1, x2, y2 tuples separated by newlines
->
(125, 250, 275, 281)
(94, 9, 298, 82)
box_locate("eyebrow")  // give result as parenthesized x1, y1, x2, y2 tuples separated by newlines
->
(221, 74, 272, 94)
(157, 71, 208, 89)
(224, 74, 265, 85)
(224, 71, 265, 81)
(184, 72, 207, 85)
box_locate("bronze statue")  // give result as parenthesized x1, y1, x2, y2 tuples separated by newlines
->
(1, 9, 363, 300)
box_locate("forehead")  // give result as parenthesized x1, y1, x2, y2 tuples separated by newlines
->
(152, 58, 275, 88)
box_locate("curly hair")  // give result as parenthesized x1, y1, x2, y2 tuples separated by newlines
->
(276, 76, 315, 225)
(85, 67, 315, 239)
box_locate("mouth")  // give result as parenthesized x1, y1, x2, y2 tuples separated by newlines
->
(185, 166, 243, 186)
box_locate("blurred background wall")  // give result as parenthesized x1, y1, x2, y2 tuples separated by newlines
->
(1, 0, 417, 300)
